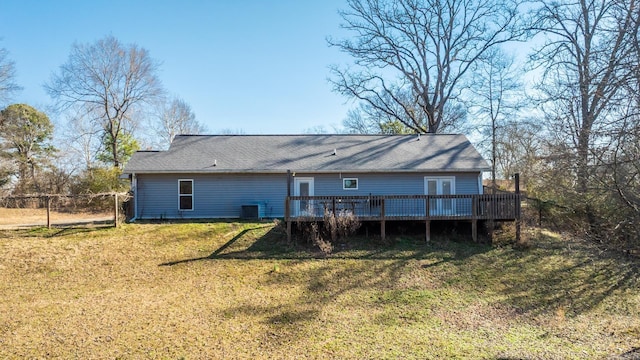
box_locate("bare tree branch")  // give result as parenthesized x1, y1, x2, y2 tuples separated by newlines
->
(153, 96, 206, 149)
(530, 0, 640, 217)
(45, 36, 164, 168)
(329, 0, 528, 133)
(0, 45, 22, 105)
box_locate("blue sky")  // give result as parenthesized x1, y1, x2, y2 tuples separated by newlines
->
(0, 0, 353, 134)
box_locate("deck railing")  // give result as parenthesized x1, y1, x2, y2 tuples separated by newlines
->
(285, 193, 520, 222)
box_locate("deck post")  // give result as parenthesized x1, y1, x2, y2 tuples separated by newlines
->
(425, 197, 430, 242)
(285, 196, 291, 242)
(286, 171, 292, 242)
(472, 196, 478, 242)
(380, 198, 386, 241)
(471, 220, 477, 243)
(425, 220, 431, 243)
(514, 173, 521, 244)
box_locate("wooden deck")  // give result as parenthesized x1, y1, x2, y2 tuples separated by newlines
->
(285, 193, 521, 242)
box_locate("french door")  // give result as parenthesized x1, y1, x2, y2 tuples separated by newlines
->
(425, 177, 455, 216)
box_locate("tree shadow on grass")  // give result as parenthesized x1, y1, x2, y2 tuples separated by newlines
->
(159, 222, 493, 329)
(159, 222, 491, 266)
(475, 231, 640, 317)
(154, 222, 640, 358)
(217, 238, 466, 340)
(0, 225, 115, 239)
(158, 226, 275, 266)
(196, 224, 639, 317)
(221, 303, 320, 327)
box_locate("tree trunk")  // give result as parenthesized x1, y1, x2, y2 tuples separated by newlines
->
(111, 132, 119, 168)
(576, 126, 597, 229)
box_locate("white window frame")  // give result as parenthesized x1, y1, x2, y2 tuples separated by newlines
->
(178, 179, 194, 211)
(343, 178, 358, 190)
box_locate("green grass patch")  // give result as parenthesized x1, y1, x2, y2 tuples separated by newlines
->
(0, 223, 638, 359)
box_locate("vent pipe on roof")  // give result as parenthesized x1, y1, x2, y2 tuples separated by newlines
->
(417, 133, 421, 141)
(332, 148, 337, 155)
(214, 159, 217, 166)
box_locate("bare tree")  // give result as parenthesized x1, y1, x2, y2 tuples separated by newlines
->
(303, 125, 330, 134)
(342, 99, 416, 134)
(468, 48, 523, 186)
(342, 95, 467, 134)
(46, 36, 164, 168)
(0, 45, 21, 105)
(342, 108, 379, 134)
(154, 97, 205, 148)
(530, 0, 640, 223)
(59, 104, 103, 170)
(609, 113, 640, 214)
(217, 128, 246, 135)
(495, 119, 545, 191)
(575, 106, 640, 246)
(329, 0, 527, 134)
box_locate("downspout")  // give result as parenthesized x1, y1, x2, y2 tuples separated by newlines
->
(286, 170, 292, 242)
(129, 173, 138, 222)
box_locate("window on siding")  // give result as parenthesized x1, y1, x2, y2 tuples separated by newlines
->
(343, 178, 358, 190)
(179, 179, 193, 211)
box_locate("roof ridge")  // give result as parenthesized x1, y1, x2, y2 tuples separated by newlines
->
(173, 133, 463, 137)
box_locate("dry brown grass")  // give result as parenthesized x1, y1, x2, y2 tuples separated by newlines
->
(0, 222, 638, 359)
(0, 208, 112, 227)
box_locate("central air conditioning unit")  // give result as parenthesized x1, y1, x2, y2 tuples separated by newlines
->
(241, 204, 264, 219)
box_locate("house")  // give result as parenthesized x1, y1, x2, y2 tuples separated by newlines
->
(123, 134, 519, 241)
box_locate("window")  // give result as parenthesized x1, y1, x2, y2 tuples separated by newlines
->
(179, 179, 193, 211)
(343, 178, 358, 190)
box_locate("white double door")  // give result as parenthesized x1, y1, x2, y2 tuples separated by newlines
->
(425, 177, 455, 215)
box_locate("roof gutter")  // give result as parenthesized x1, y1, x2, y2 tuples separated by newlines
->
(123, 168, 490, 175)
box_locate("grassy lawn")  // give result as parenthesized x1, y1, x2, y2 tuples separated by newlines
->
(0, 221, 638, 359)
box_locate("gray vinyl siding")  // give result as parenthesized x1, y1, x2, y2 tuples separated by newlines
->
(136, 173, 287, 219)
(134, 171, 481, 219)
(305, 172, 480, 196)
(303, 172, 479, 217)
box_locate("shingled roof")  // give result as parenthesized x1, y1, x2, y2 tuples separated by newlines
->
(123, 134, 489, 174)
